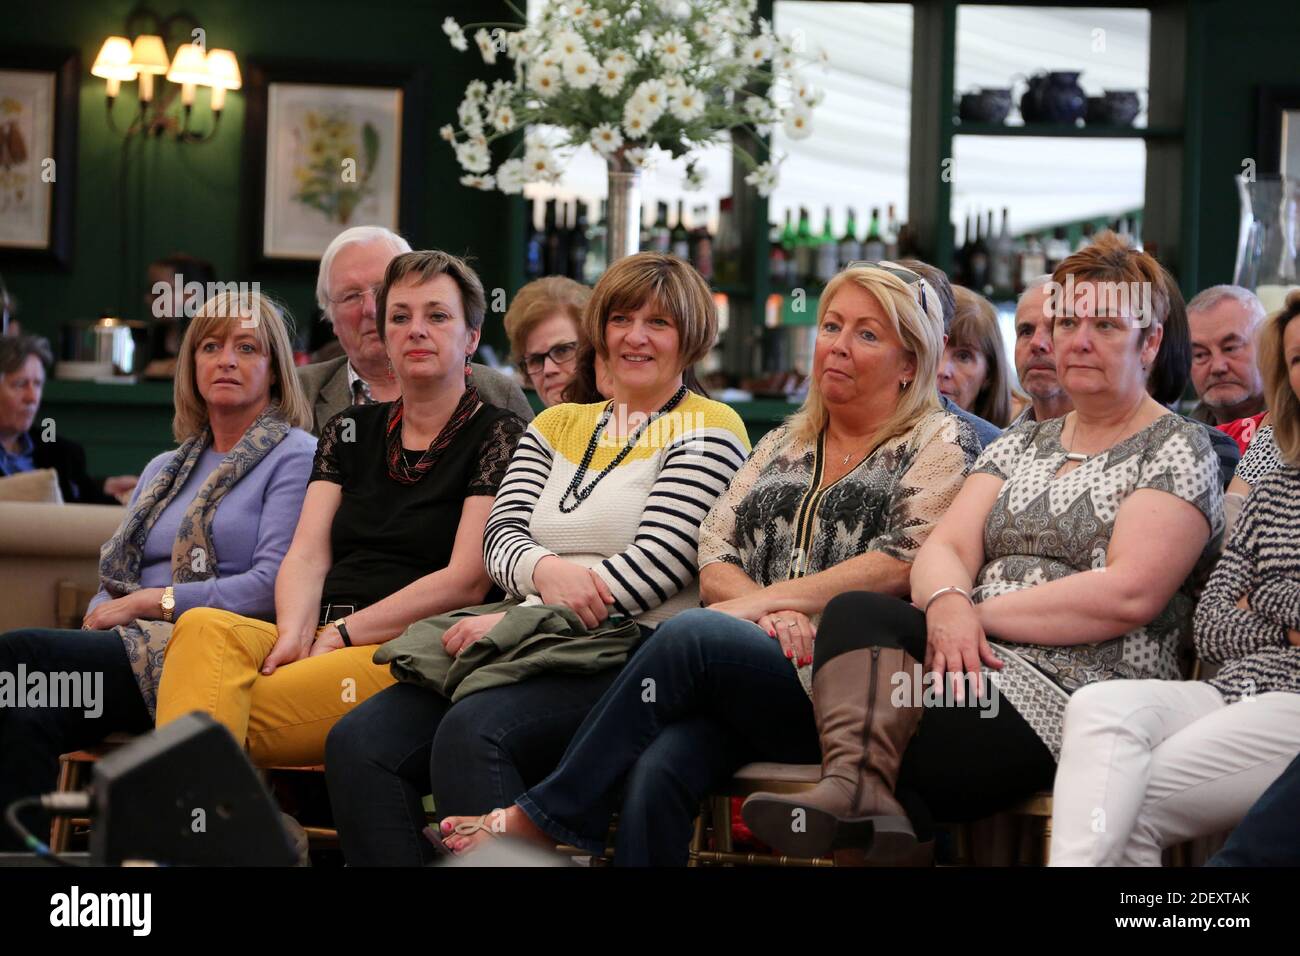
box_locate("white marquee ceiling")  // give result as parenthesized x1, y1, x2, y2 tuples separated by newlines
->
(523, 3, 1151, 239)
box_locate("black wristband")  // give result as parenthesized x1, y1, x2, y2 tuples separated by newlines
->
(335, 618, 353, 647)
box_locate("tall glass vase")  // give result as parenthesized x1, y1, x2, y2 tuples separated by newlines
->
(1235, 174, 1300, 312)
(606, 163, 642, 265)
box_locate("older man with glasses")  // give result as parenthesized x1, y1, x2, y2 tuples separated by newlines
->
(297, 226, 533, 434)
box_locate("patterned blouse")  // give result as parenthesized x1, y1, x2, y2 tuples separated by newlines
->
(1194, 465, 1300, 702)
(971, 414, 1224, 758)
(1235, 423, 1282, 487)
(699, 408, 981, 694)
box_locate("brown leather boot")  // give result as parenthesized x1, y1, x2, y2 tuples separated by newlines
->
(742, 645, 922, 862)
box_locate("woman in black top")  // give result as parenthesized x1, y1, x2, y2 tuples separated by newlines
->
(154, 251, 525, 768)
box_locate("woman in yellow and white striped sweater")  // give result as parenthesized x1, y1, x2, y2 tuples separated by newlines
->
(325, 253, 750, 865)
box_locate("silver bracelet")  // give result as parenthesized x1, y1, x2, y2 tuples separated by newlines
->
(924, 585, 973, 613)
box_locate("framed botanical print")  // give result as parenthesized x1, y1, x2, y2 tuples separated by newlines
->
(244, 62, 424, 267)
(0, 49, 79, 267)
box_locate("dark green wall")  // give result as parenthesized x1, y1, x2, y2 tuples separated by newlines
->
(2, 0, 519, 352)
(1187, 0, 1300, 289)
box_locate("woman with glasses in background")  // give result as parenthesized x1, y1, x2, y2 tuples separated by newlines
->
(437, 261, 980, 865)
(504, 276, 594, 408)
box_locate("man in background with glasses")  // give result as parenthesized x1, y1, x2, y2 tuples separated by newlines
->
(297, 226, 533, 434)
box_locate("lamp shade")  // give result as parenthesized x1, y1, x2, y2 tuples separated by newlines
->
(166, 43, 211, 86)
(129, 34, 170, 74)
(205, 49, 242, 89)
(91, 36, 138, 81)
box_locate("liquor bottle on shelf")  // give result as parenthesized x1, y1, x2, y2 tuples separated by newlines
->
(815, 207, 839, 284)
(651, 201, 671, 254)
(715, 196, 737, 286)
(990, 207, 1015, 298)
(967, 211, 990, 294)
(838, 207, 861, 272)
(794, 206, 815, 288)
(525, 198, 545, 281)
(583, 199, 607, 285)
(1018, 232, 1048, 290)
(953, 212, 972, 287)
(690, 205, 713, 281)
(569, 201, 589, 281)
(780, 209, 797, 288)
(1045, 226, 1072, 274)
(884, 203, 900, 261)
(639, 202, 652, 252)
(543, 199, 562, 276)
(1074, 221, 1095, 253)
(767, 215, 786, 291)
(671, 200, 691, 261)
(863, 206, 886, 262)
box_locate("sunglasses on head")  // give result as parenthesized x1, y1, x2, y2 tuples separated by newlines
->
(844, 260, 931, 316)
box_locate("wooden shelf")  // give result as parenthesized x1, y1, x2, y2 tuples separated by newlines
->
(952, 122, 1183, 139)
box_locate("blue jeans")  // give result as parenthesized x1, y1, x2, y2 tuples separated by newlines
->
(325, 668, 625, 866)
(0, 627, 152, 850)
(517, 608, 820, 866)
(1207, 749, 1300, 866)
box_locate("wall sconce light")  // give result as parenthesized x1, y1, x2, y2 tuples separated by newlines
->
(91, 8, 240, 143)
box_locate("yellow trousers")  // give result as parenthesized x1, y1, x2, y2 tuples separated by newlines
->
(155, 607, 396, 767)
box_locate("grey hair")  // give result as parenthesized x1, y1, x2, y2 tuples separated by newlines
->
(1186, 284, 1266, 325)
(316, 226, 412, 323)
(0, 334, 54, 378)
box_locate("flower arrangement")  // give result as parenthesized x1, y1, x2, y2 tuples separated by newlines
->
(439, 0, 826, 198)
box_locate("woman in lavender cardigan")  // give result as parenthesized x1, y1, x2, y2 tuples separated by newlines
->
(0, 291, 316, 851)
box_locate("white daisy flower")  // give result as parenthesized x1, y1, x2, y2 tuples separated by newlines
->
(570, 2, 592, 20)
(496, 158, 525, 194)
(524, 149, 562, 183)
(475, 29, 497, 65)
(782, 107, 813, 140)
(552, 29, 587, 60)
(596, 65, 626, 98)
(527, 63, 563, 99)
(622, 103, 654, 139)
(443, 17, 469, 52)
(460, 173, 496, 190)
(661, 74, 684, 94)
(563, 51, 600, 90)
(604, 49, 634, 74)
(465, 79, 488, 101)
(492, 106, 517, 133)
(457, 99, 481, 129)
(632, 79, 669, 112)
(587, 8, 611, 33)
(439, 124, 456, 142)
(590, 123, 624, 156)
(658, 31, 692, 70)
(744, 161, 778, 196)
(624, 146, 652, 169)
(455, 142, 491, 173)
(742, 35, 773, 66)
(792, 79, 824, 108)
(669, 86, 705, 122)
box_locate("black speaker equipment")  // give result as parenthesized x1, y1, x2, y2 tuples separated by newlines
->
(89, 712, 296, 866)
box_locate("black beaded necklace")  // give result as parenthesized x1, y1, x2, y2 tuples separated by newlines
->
(558, 385, 689, 513)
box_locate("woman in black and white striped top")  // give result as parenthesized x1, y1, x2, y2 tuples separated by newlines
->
(1050, 289, 1300, 866)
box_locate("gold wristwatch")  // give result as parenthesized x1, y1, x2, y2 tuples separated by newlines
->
(161, 586, 176, 623)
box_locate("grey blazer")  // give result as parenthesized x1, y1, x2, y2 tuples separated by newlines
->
(296, 355, 535, 436)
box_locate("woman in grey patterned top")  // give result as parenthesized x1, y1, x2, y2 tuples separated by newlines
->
(1051, 289, 1300, 866)
(745, 233, 1223, 863)
(439, 263, 978, 865)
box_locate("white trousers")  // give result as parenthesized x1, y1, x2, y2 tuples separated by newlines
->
(1049, 679, 1300, 866)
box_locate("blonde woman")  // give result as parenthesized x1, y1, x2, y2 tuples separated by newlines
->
(940, 285, 1022, 428)
(1050, 289, 1300, 866)
(435, 261, 979, 865)
(504, 275, 593, 407)
(0, 291, 316, 849)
